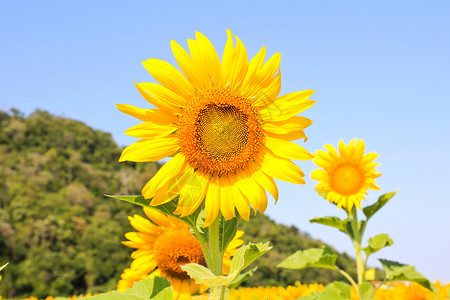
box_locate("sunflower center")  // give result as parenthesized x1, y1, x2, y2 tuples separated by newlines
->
(331, 164, 363, 196)
(178, 88, 263, 176)
(153, 228, 206, 280)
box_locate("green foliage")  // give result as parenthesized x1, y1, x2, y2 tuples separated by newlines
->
(0, 109, 160, 298)
(238, 214, 359, 287)
(181, 242, 271, 287)
(379, 259, 436, 292)
(277, 247, 337, 271)
(363, 192, 396, 220)
(85, 277, 173, 300)
(363, 234, 393, 256)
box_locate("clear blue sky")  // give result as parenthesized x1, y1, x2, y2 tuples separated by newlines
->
(1, 0, 449, 283)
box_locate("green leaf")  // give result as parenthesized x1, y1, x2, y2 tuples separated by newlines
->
(228, 267, 257, 289)
(105, 195, 201, 229)
(298, 282, 351, 300)
(310, 217, 348, 233)
(277, 247, 337, 270)
(181, 242, 271, 288)
(320, 282, 351, 300)
(0, 262, 8, 272)
(363, 192, 396, 220)
(358, 282, 374, 300)
(379, 259, 436, 292)
(85, 277, 173, 300)
(219, 215, 239, 254)
(363, 234, 393, 256)
(241, 242, 273, 270)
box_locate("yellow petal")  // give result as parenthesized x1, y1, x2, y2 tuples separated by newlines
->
(119, 137, 179, 162)
(142, 58, 195, 99)
(222, 29, 248, 89)
(135, 81, 185, 113)
(252, 69, 281, 107)
(116, 104, 178, 122)
(265, 129, 307, 142)
(220, 178, 236, 220)
(124, 122, 177, 138)
(265, 136, 313, 161)
(151, 164, 192, 206)
(259, 149, 305, 184)
(191, 31, 223, 86)
(204, 180, 220, 227)
(128, 214, 160, 235)
(231, 182, 250, 221)
(171, 39, 208, 90)
(244, 53, 281, 99)
(240, 46, 266, 97)
(142, 153, 186, 199)
(263, 116, 313, 135)
(175, 170, 208, 217)
(143, 207, 171, 227)
(236, 175, 267, 214)
(260, 90, 315, 122)
(252, 169, 279, 203)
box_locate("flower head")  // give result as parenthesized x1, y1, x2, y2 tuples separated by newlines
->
(117, 207, 244, 298)
(311, 139, 381, 211)
(118, 30, 314, 226)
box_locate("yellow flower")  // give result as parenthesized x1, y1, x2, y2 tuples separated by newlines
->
(311, 139, 381, 211)
(118, 30, 314, 226)
(117, 207, 244, 299)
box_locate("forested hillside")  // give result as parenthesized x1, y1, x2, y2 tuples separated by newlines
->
(0, 109, 360, 298)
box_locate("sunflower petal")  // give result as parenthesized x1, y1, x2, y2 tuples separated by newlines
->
(259, 149, 305, 184)
(125, 122, 177, 138)
(142, 58, 195, 99)
(265, 136, 313, 161)
(142, 153, 186, 199)
(222, 29, 248, 89)
(260, 90, 315, 122)
(135, 81, 185, 113)
(116, 104, 178, 122)
(119, 137, 179, 162)
(204, 180, 220, 227)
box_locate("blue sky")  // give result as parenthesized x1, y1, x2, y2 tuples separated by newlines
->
(1, 0, 449, 283)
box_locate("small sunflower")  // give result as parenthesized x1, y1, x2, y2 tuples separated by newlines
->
(117, 207, 244, 298)
(311, 139, 381, 211)
(118, 30, 314, 226)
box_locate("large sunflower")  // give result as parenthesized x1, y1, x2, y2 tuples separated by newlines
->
(311, 139, 381, 211)
(117, 207, 244, 298)
(118, 30, 314, 226)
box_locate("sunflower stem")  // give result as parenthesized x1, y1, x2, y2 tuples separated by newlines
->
(192, 226, 214, 269)
(350, 207, 365, 287)
(208, 214, 225, 300)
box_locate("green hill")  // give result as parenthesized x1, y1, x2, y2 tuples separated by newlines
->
(0, 109, 359, 298)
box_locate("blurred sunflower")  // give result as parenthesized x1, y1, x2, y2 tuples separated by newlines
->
(117, 207, 244, 298)
(118, 29, 314, 226)
(311, 139, 381, 211)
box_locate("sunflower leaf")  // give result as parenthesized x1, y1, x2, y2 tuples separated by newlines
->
(105, 195, 201, 228)
(228, 267, 257, 289)
(310, 217, 348, 234)
(363, 192, 396, 220)
(358, 282, 375, 300)
(363, 234, 393, 256)
(84, 277, 173, 300)
(379, 259, 436, 292)
(277, 247, 338, 270)
(219, 215, 239, 254)
(181, 263, 237, 287)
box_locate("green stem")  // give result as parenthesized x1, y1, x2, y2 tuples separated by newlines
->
(192, 226, 214, 269)
(336, 267, 358, 291)
(350, 208, 365, 286)
(208, 214, 225, 300)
